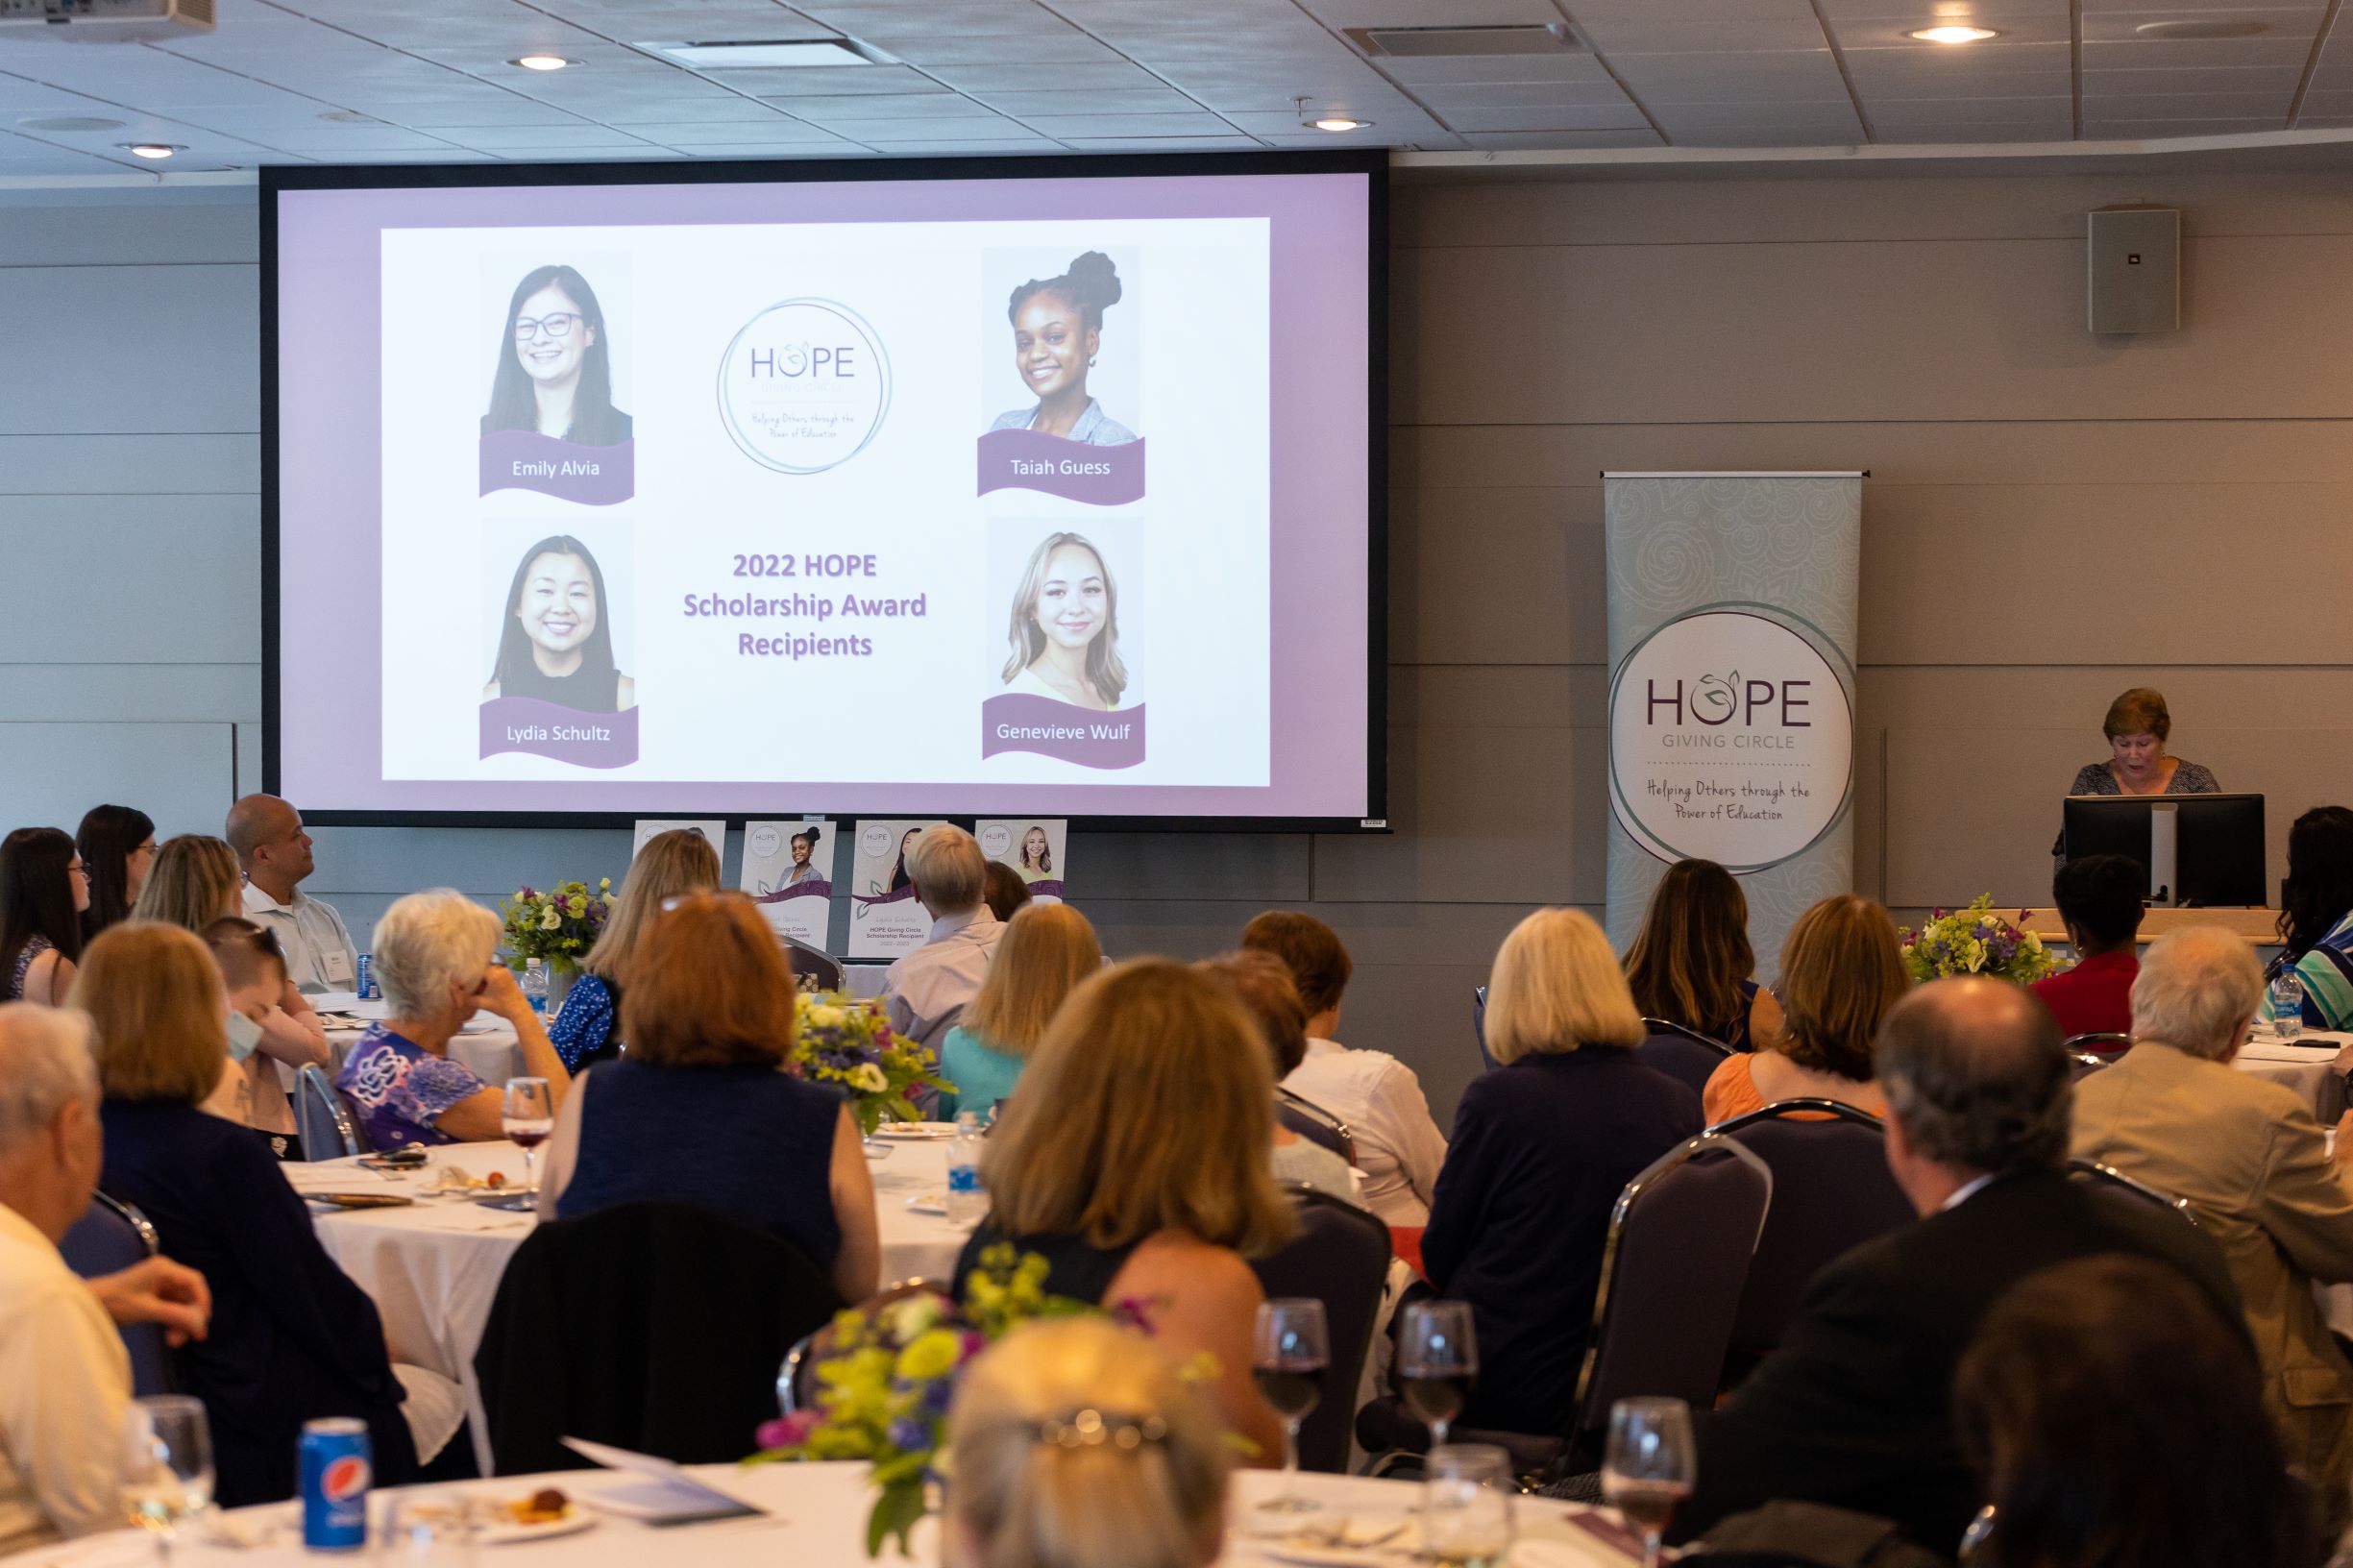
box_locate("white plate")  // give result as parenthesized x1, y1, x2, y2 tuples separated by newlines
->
(904, 1192, 946, 1216)
(477, 1505, 597, 1546)
(873, 1122, 957, 1140)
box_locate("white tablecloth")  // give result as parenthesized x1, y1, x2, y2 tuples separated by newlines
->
(284, 1138, 975, 1475)
(321, 1023, 524, 1091)
(2233, 1032, 2353, 1124)
(17, 1463, 1641, 1568)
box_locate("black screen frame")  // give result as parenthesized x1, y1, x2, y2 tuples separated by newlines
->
(2061, 792, 2268, 907)
(260, 150, 1388, 834)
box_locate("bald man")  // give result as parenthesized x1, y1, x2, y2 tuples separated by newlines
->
(1673, 977, 2241, 1555)
(226, 795, 356, 992)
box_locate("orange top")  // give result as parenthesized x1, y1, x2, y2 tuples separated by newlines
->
(1701, 1053, 1882, 1127)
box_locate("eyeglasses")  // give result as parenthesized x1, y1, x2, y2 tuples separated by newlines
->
(67, 861, 87, 877)
(513, 312, 583, 341)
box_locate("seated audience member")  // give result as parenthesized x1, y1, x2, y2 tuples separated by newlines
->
(335, 890, 570, 1148)
(938, 902, 1102, 1121)
(1241, 912, 1448, 1225)
(131, 835, 242, 928)
(2262, 805, 2353, 1032)
(1953, 1255, 2316, 1568)
(1624, 858, 1784, 1052)
(1703, 894, 1903, 1124)
(0, 827, 86, 1006)
(2029, 852, 2145, 1042)
(882, 825, 1005, 1052)
(1422, 909, 1701, 1436)
(74, 924, 431, 1505)
(534, 894, 879, 1302)
(1198, 950, 1357, 1203)
(1674, 977, 2241, 1553)
(954, 960, 1291, 1466)
(2071, 924, 2353, 1525)
(982, 860, 1032, 926)
(203, 919, 330, 1158)
(945, 1316, 1231, 1568)
(548, 828, 719, 1071)
(225, 794, 357, 992)
(74, 804, 155, 943)
(0, 1005, 210, 1554)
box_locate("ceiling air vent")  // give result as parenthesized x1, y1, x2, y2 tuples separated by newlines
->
(1347, 23, 1579, 58)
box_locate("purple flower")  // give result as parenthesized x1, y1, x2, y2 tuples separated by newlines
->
(887, 1417, 933, 1453)
(756, 1411, 815, 1450)
(920, 1377, 956, 1417)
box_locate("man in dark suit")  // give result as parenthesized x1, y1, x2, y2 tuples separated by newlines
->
(1672, 976, 2243, 1554)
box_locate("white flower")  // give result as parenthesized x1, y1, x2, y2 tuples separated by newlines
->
(884, 1295, 941, 1343)
(805, 1004, 847, 1030)
(540, 909, 561, 930)
(848, 1063, 889, 1094)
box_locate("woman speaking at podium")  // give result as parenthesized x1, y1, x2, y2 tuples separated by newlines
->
(2067, 688, 2220, 799)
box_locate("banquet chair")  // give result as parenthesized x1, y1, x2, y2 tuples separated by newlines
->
(1709, 1100, 1912, 1361)
(1278, 1090, 1356, 1166)
(778, 1278, 943, 1415)
(59, 1192, 177, 1396)
(1472, 985, 1496, 1073)
(474, 1202, 843, 1474)
(1635, 1018, 1733, 1098)
(2067, 1050, 2112, 1081)
(2068, 1158, 2201, 1229)
(1250, 1186, 1390, 1473)
(294, 1065, 365, 1158)
(781, 935, 845, 993)
(2065, 1031, 2133, 1057)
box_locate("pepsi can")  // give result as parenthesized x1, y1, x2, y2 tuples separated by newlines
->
(300, 1417, 370, 1550)
(355, 955, 375, 1001)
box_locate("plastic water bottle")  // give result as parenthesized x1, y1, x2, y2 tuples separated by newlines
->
(519, 957, 549, 1019)
(945, 1112, 988, 1226)
(2270, 970, 2306, 1041)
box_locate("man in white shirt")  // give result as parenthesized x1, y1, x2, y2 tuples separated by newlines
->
(882, 826, 1003, 1054)
(0, 1006, 212, 1556)
(1242, 912, 1449, 1226)
(227, 795, 357, 993)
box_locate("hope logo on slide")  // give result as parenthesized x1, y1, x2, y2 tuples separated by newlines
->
(718, 299, 892, 475)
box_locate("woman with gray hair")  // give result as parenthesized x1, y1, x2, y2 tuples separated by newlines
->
(333, 889, 569, 1148)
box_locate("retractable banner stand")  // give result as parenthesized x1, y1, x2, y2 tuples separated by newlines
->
(1604, 474, 1863, 975)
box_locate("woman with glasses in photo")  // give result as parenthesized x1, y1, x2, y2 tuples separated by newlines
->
(481, 263, 632, 446)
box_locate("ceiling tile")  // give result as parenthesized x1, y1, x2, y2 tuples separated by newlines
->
(1456, 128, 1666, 148)
(390, 101, 599, 128)
(1290, 0, 1559, 24)
(783, 92, 1005, 122)
(2080, 87, 2292, 114)
(1411, 81, 1644, 110)
(2080, 6, 2322, 41)
(448, 123, 660, 149)
(2081, 115, 2295, 135)
(731, 65, 960, 97)
(1433, 103, 1659, 133)
(968, 87, 1204, 115)
(921, 61, 1168, 92)
(1373, 53, 1613, 85)
(1014, 110, 1238, 135)
(1670, 124, 1870, 145)
(636, 120, 850, 144)
(850, 115, 1045, 140)
(2080, 34, 2321, 67)
(1871, 119, 2078, 141)
(658, 141, 877, 157)
(1579, 17, 1833, 52)
(1654, 97, 1872, 128)
(1054, 135, 1269, 150)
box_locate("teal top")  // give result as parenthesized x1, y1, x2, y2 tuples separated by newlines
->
(937, 1025, 1027, 1120)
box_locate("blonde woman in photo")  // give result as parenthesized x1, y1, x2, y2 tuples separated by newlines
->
(1000, 532, 1131, 713)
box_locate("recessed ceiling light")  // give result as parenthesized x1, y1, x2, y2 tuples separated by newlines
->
(1308, 115, 1372, 132)
(122, 143, 182, 159)
(649, 39, 875, 68)
(2134, 17, 2267, 38)
(509, 53, 575, 72)
(22, 115, 125, 133)
(1908, 24, 1998, 43)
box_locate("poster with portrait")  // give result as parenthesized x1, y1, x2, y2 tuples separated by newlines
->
(976, 244, 1143, 505)
(741, 820, 836, 949)
(848, 818, 949, 960)
(977, 819, 1067, 905)
(478, 522, 640, 770)
(982, 523, 1145, 772)
(478, 251, 636, 504)
(632, 819, 726, 865)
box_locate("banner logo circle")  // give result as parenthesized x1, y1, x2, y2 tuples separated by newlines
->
(718, 299, 891, 475)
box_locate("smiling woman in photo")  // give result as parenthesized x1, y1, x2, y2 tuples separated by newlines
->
(481, 264, 633, 446)
(1000, 531, 1131, 713)
(482, 534, 635, 713)
(989, 251, 1136, 446)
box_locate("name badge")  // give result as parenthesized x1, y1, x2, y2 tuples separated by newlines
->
(323, 949, 355, 985)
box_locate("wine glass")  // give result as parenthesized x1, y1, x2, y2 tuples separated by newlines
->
(379, 1490, 479, 1568)
(1602, 1396, 1696, 1568)
(121, 1396, 213, 1564)
(502, 1077, 553, 1191)
(1251, 1297, 1329, 1513)
(1423, 1444, 1514, 1567)
(1399, 1300, 1479, 1450)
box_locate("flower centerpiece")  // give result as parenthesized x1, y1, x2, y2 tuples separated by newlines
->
(1899, 894, 2058, 985)
(497, 879, 613, 977)
(790, 992, 952, 1138)
(750, 1246, 1093, 1556)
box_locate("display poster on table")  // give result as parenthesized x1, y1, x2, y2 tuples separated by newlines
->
(1602, 473, 1861, 973)
(740, 820, 836, 950)
(977, 819, 1067, 904)
(632, 819, 727, 864)
(848, 819, 949, 960)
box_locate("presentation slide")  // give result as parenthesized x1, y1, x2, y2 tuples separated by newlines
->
(269, 160, 1377, 823)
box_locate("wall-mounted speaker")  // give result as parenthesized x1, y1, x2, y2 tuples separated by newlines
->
(2088, 207, 2180, 334)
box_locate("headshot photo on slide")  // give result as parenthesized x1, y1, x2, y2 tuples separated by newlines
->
(981, 527, 1148, 771)
(977, 247, 1144, 506)
(478, 257, 636, 505)
(478, 527, 640, 768)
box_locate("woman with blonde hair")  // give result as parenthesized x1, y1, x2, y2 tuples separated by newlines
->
(1422, 908, 1702, 1437)
(946, 1316, 1230, 1568)
(548, 828, 720, 1070)
(130, 835, 241, 929)
(953, 959, 1293, 1465)
(937, 902, 1101, 1120)
(1623, 858, 1782, 1052)
(1701, 894, 1905, 1124)
(77, 923, 432, 1504)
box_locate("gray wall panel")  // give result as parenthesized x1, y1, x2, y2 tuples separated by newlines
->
(0, 265, 258, 434)
(0, 722, 234, 840)
(0, 434, 258, 495)
(0, 496, 259, 663)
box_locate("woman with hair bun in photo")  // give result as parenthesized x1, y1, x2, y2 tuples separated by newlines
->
(990, 251, 1137, 445)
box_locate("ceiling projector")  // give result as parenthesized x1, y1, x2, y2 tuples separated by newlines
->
(0, 0, 215, 41)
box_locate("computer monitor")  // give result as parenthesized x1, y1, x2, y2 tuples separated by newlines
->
(2062, 793, 2267, 907)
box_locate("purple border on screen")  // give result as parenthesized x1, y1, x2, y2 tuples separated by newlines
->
(276, 171, 1370, 817)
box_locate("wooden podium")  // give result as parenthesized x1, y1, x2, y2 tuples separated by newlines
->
(2014, 906, 2281, 945)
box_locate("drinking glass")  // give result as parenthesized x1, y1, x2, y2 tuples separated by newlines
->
(378, 1491, 478, 1568)
(1422, 1444, 1514, 1567)
(1399, 1300, 1479, 1450)
(1251, 1297, 1329, 1513)
(121, 1396, 213, 1564)
(1602, 1397, 1697, 1568)
(2270, 972, 2307, 1041)
(502, 1077, 554, 1190)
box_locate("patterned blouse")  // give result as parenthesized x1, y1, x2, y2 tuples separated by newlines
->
(5, 933, 53, 1001)
(2066, 759, 2221, 796)
(2261, 911, 2353, 1033)
(334, 1023, 486, 1149)
(547, 973, 619, 1072)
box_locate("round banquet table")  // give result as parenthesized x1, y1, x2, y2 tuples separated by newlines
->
(17, 1462, 1648, 1568)
(2231, 1031, 2353, 1125)
(282, 1135, 975, 1475)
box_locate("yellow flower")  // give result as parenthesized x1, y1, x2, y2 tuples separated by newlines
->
(895, 1328, 961, 1382)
